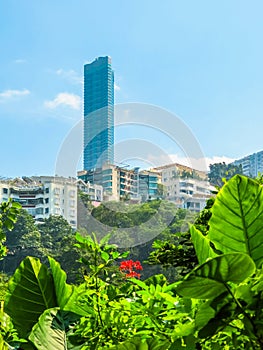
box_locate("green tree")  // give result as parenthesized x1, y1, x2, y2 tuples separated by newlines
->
(4, 209, 38, 251)
(38, 215, 81, 283)
(0, 200, 21, 261)
(208, 162, 243, 187)
(146, 208, 198, 281)
(85, 200, 198, 280)
(38, 215, 73, 251)
(2, 211, 83, 282)
(193, 197, 215, 235)
(0, 209, 37, 275)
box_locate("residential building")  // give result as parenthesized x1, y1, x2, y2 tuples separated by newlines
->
(83, 56, 114, 170)
(118, 166, 139, 201)
(139, 170, 162, 201)
(78, 165, 138, 201)
(77, 179, 103, 202)
(153, 163, 214, 212)
(232, 150, 263, 178)
(78, 166, 162, 202)
(78, 165, 118, 201)
(0, 176, 79, 229)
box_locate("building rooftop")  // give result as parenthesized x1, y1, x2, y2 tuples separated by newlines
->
(152, 163, 207, 180)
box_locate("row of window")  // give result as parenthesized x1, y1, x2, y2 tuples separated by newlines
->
(2, 187, 76, 197)
(26, 207, 76, 216)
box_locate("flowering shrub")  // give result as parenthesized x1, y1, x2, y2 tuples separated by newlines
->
(119, 259, 143, 279)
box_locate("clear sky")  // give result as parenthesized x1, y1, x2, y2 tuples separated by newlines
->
(1, 0, 263, 177)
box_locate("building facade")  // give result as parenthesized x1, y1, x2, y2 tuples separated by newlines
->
(77, 179, 103, 202)
(78, 165, 138, 201)
(139, 170, 161, 201)
(83, 56, 114, 170)
(232, 150, 263, 178)
(78, 166, 118, 201)
(153, 163, 214, 212)
(0, 176, 81, 229)
(78, 166, 161, 202)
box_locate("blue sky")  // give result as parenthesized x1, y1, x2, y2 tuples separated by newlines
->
(1, 0, 263, 177)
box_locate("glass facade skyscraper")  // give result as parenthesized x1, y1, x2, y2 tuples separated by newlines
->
(83, 56, 114, 170)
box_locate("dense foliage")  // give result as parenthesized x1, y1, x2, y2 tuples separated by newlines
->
(1, 201, 197, 282)
(80, 199, 197, 280)
(0, 199, 21, 261)
(208, 162, 243, 187)
(0, 212, 81, 282)
(1, 174, 263, 349)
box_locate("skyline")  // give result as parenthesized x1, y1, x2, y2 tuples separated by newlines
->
(83, 56, 114, 170)
(1, 1, 263, 177)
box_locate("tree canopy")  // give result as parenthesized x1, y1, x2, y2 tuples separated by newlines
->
(208, 162, 243, 187)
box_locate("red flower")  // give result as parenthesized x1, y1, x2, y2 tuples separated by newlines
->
(120, 260, 133, 271)
(133, 261, 143, 270)
(120, 259, 143, 279)
(126, 271, 141, 278)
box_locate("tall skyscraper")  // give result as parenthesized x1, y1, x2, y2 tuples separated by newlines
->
(83, 56, 114, 170)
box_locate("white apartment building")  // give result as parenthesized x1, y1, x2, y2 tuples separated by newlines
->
(232, 150, 263, 178)
(0, 176, 79, 228)
(77, 179, 103, 202)
(153, 163, 214, 212)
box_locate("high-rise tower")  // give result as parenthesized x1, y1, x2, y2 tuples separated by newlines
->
(83, 56, 114, 170)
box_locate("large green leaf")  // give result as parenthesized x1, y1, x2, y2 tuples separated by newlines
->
(208, 175, 263, 267)
(48, 257, 75, 309)
(29, 308, 79, 350)
(108, 337, 170, 350)
(190, 226, 217, 264)
(177, 253, 255, 299)
(4, 257, 56, 337)
(48, 257, 89, 317)
(194, 302, 215, 328)
(0, 335, 8, 350)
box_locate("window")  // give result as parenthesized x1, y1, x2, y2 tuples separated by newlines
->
(45, 198, 49, 204)
(45, 187, 49, 194)
(54, 187, 60, 195)
(69, 190, 75, 197)
(36, 208, 43, 215)
(149, 176, 157, 182)
(27, 208, 36, 216)
(103, 175, 112, 181)
(45, 208, 49, 214)
(3, 188, 8, 194)
(102, 169, 112, 175)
